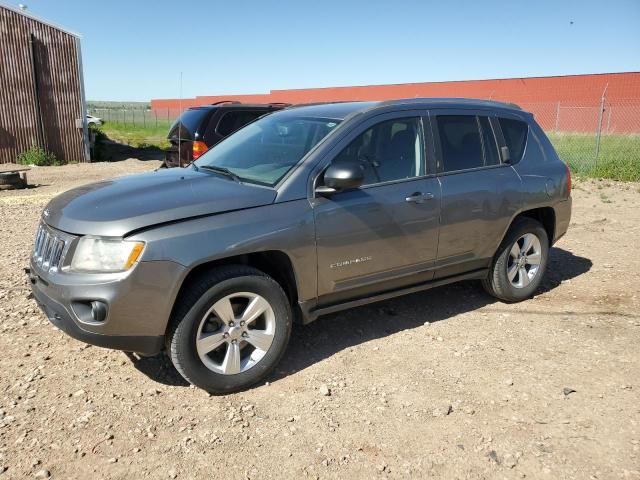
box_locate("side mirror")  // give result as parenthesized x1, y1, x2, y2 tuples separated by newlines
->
(500, 146, 512, 163)
(316, 161, 364, 195)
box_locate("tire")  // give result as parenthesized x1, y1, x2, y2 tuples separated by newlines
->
(167, 265, 292, 394)
(482, 217, 549, 302)
(0, 172, 20, 186)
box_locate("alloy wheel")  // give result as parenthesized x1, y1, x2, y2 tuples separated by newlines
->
(195, 292, 276, 375)
(507, 233, 542, 289)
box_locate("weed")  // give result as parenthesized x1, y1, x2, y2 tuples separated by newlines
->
(16, 146, 60, 166)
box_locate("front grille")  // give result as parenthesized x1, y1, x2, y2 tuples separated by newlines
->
(33, 223, 70, 272)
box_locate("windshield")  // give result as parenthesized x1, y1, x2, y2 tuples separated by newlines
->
(194, 114, 341, 186)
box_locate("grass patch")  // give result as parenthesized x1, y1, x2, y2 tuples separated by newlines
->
(548, 133, 640, 182)
(100, 121, 171, 149)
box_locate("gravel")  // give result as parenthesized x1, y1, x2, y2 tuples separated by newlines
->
(0, 163, 639, 478)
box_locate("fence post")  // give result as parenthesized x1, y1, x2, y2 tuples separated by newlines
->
(555, 102, 560, 131)
(155, 110, 158, 128)
(594, 85, 608, 166)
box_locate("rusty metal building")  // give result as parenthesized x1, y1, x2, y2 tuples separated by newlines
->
(0, 3, 89, 164)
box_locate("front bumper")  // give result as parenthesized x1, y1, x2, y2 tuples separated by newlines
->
(31, 281, 164, 355)
(28, 259, 186, 355)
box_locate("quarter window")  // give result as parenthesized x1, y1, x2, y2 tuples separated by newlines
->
(436, 115, 484, 172)
(331, 117, 424, 186)
(498, 118, 528, 163)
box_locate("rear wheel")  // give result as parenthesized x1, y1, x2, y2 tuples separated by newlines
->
(482, 218, 549, 302)
(167, 266, 292, 394)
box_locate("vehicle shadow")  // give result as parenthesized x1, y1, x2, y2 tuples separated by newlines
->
(99, 140, 165, 162)
(127, 247, 591, 388)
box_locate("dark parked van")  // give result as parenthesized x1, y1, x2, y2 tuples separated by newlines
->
(164, 101, 288, 167)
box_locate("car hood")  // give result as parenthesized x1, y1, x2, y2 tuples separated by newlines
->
(43, 167, 277, 236)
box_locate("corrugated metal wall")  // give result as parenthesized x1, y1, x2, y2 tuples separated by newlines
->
(0, 5, 87, 164)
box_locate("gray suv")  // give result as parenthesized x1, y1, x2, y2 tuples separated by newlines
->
(28, 99, 572, 393)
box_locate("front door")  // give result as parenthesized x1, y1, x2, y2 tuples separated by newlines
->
(312, 114, 441, 304)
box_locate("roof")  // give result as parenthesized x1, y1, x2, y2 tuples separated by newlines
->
(280, 101, 378, 120)
(0, 2, 80, 37)
(280, 97, 524, 120)
(378, 97, 522, 110)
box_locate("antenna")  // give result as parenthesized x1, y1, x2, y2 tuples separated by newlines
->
(178, 72, 182, 167)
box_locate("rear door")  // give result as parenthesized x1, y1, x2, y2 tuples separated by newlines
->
(312, 111, 441, 304)
(429, 109, 521, 277)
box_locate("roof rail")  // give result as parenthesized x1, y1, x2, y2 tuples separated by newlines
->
(285, 100, 355, 109)
(209, 100, 242, 106)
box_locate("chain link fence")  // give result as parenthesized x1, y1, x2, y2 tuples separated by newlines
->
(87, 107, 180, 129)
(89, 99, 640, 179)
(523, 98, 640, 178)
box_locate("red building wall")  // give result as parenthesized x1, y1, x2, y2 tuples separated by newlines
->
(150, 72, 640, 133)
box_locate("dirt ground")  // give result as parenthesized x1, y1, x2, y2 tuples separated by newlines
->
(0, 160, 639, 480)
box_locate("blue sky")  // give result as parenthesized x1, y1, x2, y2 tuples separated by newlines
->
(11, 0, 640, 101)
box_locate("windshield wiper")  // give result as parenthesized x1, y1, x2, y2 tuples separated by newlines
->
(199, 165, 241, 183)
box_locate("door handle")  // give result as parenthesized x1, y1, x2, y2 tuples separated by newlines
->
(405, 192, 434, 204)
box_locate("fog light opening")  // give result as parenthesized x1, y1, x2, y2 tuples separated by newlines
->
(90, 301, 107, 323)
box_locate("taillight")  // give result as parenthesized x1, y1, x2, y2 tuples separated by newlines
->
(192, 141, 208, 160)
(565, 163, 572, 196)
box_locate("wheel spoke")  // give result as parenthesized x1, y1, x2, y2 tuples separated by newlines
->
(241, 296, 270, 324)
(526, 252, 541, 265)
(519, 267, 530, 287)
(211, 297, 235, 325)
(509, 243, 520, 260)
(521, 234, 534, 255)
(245, 330, 274, 352)
(507, 263, 519, 281)
(196, 332, 227, 355)
(221, 342, 241, 375)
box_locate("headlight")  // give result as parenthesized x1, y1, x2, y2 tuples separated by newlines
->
(71, 238, 145, 272)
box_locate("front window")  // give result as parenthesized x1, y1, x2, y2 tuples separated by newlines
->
(195, 114, 341, 186)
(331, 117, 424, 186)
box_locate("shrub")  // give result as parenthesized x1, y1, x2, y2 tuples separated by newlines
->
(16, 146, 60, 166)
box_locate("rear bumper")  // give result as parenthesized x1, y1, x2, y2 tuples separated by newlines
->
(553, 197, 572, 244)
(164, 144, 192, 168)
(31, 280, 164, 355)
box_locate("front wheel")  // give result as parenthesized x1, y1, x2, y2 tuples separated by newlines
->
(482, 218, 549, 302)
(167, 266, 292, 394)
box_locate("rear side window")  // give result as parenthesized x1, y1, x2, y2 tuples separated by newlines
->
(216, 111, 265, 137)
(436, 115, 484, 172)
(499, 118, 528, 163)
